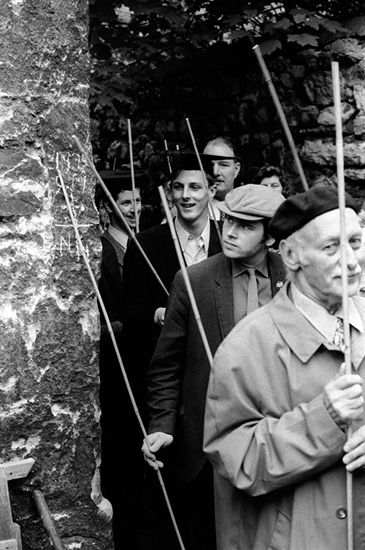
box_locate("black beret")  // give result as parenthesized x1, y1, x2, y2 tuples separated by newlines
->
(268, 185, 359, 242)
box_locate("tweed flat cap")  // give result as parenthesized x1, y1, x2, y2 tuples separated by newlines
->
(218, 184, 285, 221)
(269, 185, 359, 241)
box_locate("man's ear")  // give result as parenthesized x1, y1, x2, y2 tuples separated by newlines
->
(279, 239, 301, 271)
(209, 183, 217, 199)
(104, 199, 113, 215)
(265, 235, 275, 248)
(234, 162, 241, 179)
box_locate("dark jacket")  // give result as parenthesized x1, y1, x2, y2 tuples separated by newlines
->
(147, 250, 286, 482)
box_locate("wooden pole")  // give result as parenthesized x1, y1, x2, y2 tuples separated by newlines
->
(332, 60, 353, 550)
(164, 139, 172, 175)
(127, 119, 140, 233)
(253, 44, 309, 192)
(158, 186, 213, 367)
(72, 135, 169, 298)
(32, 490, 66, 550)
(57, 162, 185, 550)
(185, 118, 222, 246)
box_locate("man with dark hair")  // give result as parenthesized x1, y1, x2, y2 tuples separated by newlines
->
(96, 170, 146, 550)
(204, 185, 365, 550)
(203, 137, 241, 217)
(142, 184, 286, 549)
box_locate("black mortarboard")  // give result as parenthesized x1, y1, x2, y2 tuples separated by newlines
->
(167, 151, 213, 176)
(269, 185, 359, 242)
(99, 169, 146, 193)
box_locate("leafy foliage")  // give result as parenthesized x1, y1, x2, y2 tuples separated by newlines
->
(90, 0, 364, 118)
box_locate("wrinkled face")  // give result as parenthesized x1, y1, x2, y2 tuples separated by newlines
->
(260, 175, 283, 193)
(112, 189, 141, 231)
(293, 208, 365, 309)
(203, 143, 240, 200)
(171, 169, 214, 226)
(222, 215, 271, 264)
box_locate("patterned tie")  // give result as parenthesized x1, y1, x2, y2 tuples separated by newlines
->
(333, 316, 345, 352)
(247, 268, 259, 314)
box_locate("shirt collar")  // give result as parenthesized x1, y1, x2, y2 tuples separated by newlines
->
(107, 225, 129, 249)
(231, 256, 269, 278)
(175, 216, 210, 251)
(291, 283, 363, 341)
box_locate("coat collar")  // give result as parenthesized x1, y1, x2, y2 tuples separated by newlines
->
(270, 282, 365, 368)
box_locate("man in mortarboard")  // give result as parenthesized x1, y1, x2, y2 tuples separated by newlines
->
(97, 170, 145, 550)
(142, 184, 286, 549)
(203, 137, 241, 219)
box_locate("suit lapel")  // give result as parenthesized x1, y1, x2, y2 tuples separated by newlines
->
(214, 255, 234, 339)
(268, 250, 286, 296)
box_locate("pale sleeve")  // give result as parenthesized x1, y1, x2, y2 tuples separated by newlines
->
(203, 313, 347, 497)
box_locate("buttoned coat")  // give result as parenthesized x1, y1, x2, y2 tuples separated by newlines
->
(148, 250, 286, 482)
(204, 282, 365, 550)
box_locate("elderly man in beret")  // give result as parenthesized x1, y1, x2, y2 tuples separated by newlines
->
(204, 185, 365, 550)
(142, 184, 285, 549)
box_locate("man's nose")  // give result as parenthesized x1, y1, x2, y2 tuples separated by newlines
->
(182, 187, 190, 199)
(226, 224, 237, 237)
(213, 163, 220, 176)
(347, 244, 359, 269)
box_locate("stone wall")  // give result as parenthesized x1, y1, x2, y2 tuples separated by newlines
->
(0, 0, 112, 548)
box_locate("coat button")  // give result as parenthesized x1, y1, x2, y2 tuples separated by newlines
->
(336, 507, 347, 519)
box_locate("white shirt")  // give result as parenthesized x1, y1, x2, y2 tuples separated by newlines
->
(175, 217, 210, 266)
(107, 224, 129, 251)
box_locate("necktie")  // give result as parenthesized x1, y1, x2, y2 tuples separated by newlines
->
(247, 268, 259, 314)
(333, 316, 345, 352)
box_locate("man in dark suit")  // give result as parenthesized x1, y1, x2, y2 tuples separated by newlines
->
(142, 184, 286, 550)
(97, 170, 144, 550)
(121, 152, 222, 419)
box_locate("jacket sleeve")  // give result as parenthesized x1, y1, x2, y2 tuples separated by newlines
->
(147, 270, 190, 435)
(203, 313, 347, 497)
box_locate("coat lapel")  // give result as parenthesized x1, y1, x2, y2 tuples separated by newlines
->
(214, 255, 234, 339)
(268, 250, 286, 296)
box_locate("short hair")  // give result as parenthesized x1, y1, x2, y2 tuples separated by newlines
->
(171, 166, 215, 188)
(204, 137, 240, 159)
(254, 165, 282, 186)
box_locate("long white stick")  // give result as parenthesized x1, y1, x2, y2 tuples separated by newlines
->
(158, 186, 213, 367)
(127, 119, 140, 233)
(185, 118, 222, 246)
(332, 60, 353, 550)
(253, 44, 309, 192)
(57, 161, 185, 550)
(72, 135, 169, 297)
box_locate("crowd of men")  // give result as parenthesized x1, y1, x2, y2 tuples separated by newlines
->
(96, 138, 365, 550)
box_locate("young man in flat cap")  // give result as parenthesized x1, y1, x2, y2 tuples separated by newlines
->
(142, 184, 286, 549)
(204, 185, 365, 550)
(203, 137, 241, 218)
(97, 170, 144, 550)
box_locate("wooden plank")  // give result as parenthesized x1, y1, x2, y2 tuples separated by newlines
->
(13, 524, 21, 550)
(0, 468, 14, 540)
(0, 540, 17, 550)
(0, 459, 34, 481)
